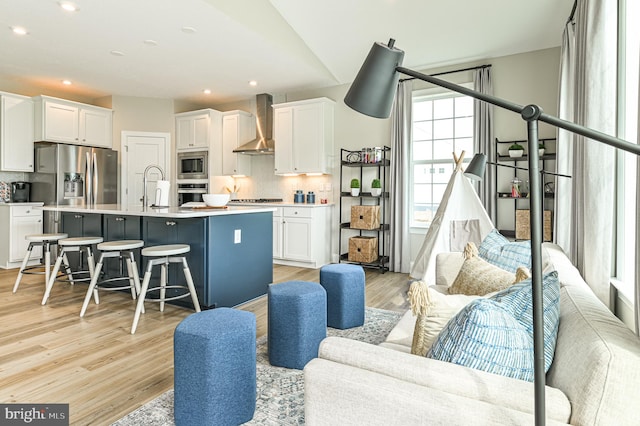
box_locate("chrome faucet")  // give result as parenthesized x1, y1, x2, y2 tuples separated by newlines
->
(142, 165, 165, 208)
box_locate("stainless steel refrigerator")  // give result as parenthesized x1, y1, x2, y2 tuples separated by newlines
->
(31, 142, 118, 232)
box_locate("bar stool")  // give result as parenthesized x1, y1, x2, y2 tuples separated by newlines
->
(42, 236, 104, 305)
(80, 240, 144, 317)
(131, 244, 201, 334)
(13, 233, 68, 294)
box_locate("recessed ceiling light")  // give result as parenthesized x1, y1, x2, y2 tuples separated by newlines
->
(59, 2, 78, 12)
(203, 89, 211, 95)
(11, 26, 28, 35)
(143, 39, 158, 46)
(181, 26, 197, 34)
(110, 50, 125, 56)
(249, 80, 258, 87)
(62, 80, 72, 85)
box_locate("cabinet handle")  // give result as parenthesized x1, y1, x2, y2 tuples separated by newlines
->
(115, 217, 125, 221)
(26, 210, 30, 214)
(38, 219, 42, 223)
(74, 214, 83, 219)
(166, 221, 176, 226)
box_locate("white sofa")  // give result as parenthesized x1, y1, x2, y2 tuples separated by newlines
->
(304, 243, 640, 425)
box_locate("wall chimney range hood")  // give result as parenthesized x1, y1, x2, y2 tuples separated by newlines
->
(234, 93, 274, 155)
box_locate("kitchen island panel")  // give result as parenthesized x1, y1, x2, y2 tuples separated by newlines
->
(207, 212, 273, 308)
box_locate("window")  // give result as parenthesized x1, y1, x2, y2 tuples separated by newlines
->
(410, 88, 474, 228)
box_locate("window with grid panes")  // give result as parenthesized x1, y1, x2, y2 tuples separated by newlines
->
(411, 89, 474, 228)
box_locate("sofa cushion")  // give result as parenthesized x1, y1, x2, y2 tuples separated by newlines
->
(449, 242, 529, 296)
(428, 298, 535, 381)
(490, 271, 561, 372)
(478, 229, 531, 273)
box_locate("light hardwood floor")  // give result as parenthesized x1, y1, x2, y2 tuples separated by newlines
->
(0, 263, 411, 425)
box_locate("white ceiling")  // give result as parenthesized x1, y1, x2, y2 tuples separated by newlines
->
(0, 0, 574, 106)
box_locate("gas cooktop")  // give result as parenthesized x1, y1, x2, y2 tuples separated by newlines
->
(230, 198, 283, 203)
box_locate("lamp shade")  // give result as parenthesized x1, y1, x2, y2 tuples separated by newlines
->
(344, 40, 405, 118)
(463, 153, 487, 181)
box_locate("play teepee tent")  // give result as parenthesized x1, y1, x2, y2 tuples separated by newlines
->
(409, 152, 494, 283)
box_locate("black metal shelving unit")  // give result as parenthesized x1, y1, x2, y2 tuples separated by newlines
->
(338, 147, 390, 273)
(495, 137, 557, 240)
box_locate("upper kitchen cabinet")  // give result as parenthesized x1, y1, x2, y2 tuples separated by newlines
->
(0, 92, 34, 172)
(33, 95, 113, 148)
(273, 97, 335, 175)
(222, 111, 254, 176)
(175, 109, 222, 152)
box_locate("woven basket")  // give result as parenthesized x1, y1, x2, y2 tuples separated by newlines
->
(348, 236, 378, 263)
(515, 210, 552, 241)
(350, 205, 380, 230)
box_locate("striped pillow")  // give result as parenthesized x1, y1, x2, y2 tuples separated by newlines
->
(427, 298, 535, 381)
(478, 229, 532, 273)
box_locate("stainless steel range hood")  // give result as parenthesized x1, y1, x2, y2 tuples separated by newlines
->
(234, 93, 274, 155)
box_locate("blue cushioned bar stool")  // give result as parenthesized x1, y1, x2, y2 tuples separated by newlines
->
(13, 233, 68, 294)
(319, 263, 366, 329)
(174, 308, 256, 426)
(42, 236, 104, 305)
(131, 244, 201, 334)
(268, 281, 327, 370)
(79, 240, 144, 318)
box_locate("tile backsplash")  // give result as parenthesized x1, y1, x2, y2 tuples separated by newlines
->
(0, 171, 28, 203)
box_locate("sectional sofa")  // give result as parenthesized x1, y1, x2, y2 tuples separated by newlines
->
(304, 243, 640, 425)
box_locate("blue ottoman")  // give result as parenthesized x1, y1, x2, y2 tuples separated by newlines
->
(174, 308, 256, 426)
(320, 263, 365, 329)
(268, 281, 327, 370)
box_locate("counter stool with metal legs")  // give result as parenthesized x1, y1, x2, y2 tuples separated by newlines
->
(13, 233, 68, 294)
(42, 236, 104, 305)
(80, 240, 144, 317)
(131, 244, 201, 334)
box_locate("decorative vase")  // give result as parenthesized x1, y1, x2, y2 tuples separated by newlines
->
(538, 148, 545, 157)
(351, 188, 360, 196)
(509, 149, 524, 158)
(371, 188, 382, 197)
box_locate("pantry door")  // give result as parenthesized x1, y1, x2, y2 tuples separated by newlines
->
(121, 131, 170, 207)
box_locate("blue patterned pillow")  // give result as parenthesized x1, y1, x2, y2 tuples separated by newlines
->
(489, 271, 561, 372)
(427, 298, 535, 382)
(478, 229, 531, 273)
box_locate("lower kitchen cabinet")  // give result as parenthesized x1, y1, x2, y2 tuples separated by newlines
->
(0, 203, 44, 269)
(273, 206, 331, 268)
(60, 211, 103, 271)
(102, 214, 142, 283)
(142, 216, 206, 309)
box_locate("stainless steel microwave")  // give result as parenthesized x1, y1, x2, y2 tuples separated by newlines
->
(177, 151, 208, 180)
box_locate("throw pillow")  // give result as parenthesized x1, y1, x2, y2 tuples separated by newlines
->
(427, 298, 535, 382)
(478, 229, 532, 273)
(489, 271, 561, 372)
(408, 281, 484, 356)
(449, 242, 530, 296)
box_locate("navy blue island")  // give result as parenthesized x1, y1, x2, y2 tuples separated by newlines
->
(41, 204, 275, 309)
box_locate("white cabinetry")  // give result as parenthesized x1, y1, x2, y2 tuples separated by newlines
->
(175, 109, 222, 152)
(33, 96, 113, 148)
(272, 205, 332, 268)
(0, 203, 44, 269)
(273, 97, 335, 175)
(222, 111, 254, 176)
(0, 92, 34, 172)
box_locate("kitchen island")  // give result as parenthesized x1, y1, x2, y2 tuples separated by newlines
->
(40, 204, 275, 309)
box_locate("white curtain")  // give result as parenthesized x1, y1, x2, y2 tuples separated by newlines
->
(389, 81, 412, 273)
(556, 0, 618, 306)
(473, 67, 496, 224)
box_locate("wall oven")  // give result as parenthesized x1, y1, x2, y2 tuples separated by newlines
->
(177, 180, 208, 206)
(177, 151, 208, 180)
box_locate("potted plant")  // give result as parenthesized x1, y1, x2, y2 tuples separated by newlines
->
(350, 178, 360, 196)
(371, 178, 382, 196)
(538, 142, 545, 157)
(508, 143, 525, 158)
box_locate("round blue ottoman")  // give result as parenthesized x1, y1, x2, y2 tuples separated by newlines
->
(174, 308, 256, 426)
(320, 263, 365, 329)
(268, 281, 327, 370)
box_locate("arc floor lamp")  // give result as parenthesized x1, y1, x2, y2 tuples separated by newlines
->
(344, 38, 640, 426)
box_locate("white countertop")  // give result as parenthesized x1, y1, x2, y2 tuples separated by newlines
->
(0, 202, 44, 207)
(227, 201, 334, 208)
(39, 203, 276, 218)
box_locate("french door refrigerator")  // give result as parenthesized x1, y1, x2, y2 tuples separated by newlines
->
(31, 142, 118, 232)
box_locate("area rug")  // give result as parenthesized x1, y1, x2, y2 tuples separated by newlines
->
(112, 307, 402, 426)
